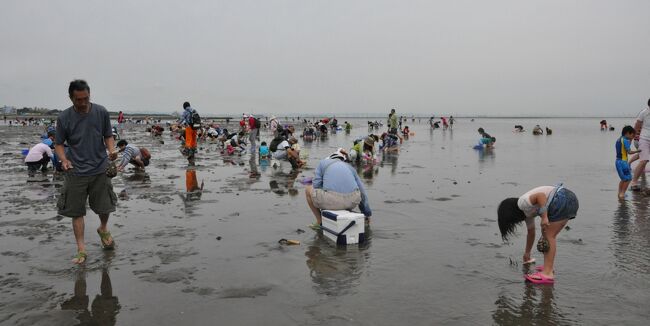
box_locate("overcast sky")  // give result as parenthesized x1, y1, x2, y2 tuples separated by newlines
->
(1, 0, 649, 116)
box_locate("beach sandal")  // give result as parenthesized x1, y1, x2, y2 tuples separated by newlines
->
(523, 258, 536, 265)
(308, 223, 322, 231)
(97, 229, 115, 250)
(71, 251, 87, 264)
(524, 272, 554, 284)
(534, 265, 556, 274)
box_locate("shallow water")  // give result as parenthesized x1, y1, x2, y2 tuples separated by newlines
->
(1, 118, 649, 325)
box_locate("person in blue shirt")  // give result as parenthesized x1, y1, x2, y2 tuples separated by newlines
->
(259, 141, 270, 159)
(305, 148, 372, 228)
(616, 125, 641, 199)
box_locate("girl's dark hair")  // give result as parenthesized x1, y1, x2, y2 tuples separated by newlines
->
(261, 141, 267, 146)
(117, 140, 128, 147)
(183, 102, 191, 109)
(68, 79, 90, 97)
(497, 198, 526, 241)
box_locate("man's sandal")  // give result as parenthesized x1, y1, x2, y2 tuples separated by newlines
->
(72, 251, 87, 264)
(97, 229, 115, 250)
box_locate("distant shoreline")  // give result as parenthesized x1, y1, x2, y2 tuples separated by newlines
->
(0, 114, 636, 120)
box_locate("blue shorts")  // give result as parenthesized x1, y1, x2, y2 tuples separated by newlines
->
(547, 188, 579, 222)
(616, 159, 632, 181)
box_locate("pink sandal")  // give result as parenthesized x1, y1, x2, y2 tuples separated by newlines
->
(524, 272, 555, 284)
(534, 265, 556, 274)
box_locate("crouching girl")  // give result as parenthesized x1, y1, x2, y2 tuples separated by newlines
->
(497, 184, 579, 284)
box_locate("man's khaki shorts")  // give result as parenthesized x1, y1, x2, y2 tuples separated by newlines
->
(312, 189, 361, 211)
(57, 173, 117, 218)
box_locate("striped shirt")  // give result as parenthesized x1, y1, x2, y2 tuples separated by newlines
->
(119, 144, 140, 168)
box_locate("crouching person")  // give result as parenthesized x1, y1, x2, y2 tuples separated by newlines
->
(116, 140, 151, 172)
(305, 148, 371, 229)
(25, 138, 54, 176)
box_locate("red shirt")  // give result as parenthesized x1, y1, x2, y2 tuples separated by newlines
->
(248, 117, 256, 129)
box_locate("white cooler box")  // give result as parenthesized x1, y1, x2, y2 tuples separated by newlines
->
(321, 210, 366, 245)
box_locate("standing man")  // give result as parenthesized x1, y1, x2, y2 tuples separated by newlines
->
(117, 110, 125, 134)
(179, 102, 198, 159)
(630, 99, 650, 191)
(248, 114, 259, 154)
(270, 115, 280, 138)
(389, 108, 398, 134)
(55, 80, 118, 264)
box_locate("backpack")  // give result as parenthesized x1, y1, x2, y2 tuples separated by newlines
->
(269, 137, 283, 152)
(190, 109, 201, 129)
(253, 117, 261, 129)
(140, 147, 151, 160)
(140, 147, 151, 166)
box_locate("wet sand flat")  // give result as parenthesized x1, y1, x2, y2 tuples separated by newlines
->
(1, 118, 649, 325)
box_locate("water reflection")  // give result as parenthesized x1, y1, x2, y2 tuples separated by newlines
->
(123, 171, 150, 183)
(477, 147, 495, 164)
(117, 171, 151, 200)
(249, 152, 260, 179)
(304, 232, 372, 296)
(259, 157, 271, 172)
(610, 199, 650, 274)
(181, 167, 203, 203)
(380, 152, 399, 175)
(61, 268, 120, 325)
(492, 285, 574, 325)
(269, 169, 299, 196)
(354, 161, 379, 185)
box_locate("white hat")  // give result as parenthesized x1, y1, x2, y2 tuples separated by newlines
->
(329, 148, 348, 161)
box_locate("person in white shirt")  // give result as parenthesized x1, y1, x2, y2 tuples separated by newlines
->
(498, 184, 578, 284)
(630, 99, 650, 190)
(25, 138, 54, 176)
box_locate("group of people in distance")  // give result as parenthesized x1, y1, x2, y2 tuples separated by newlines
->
(513, 124, 552, 135)
(35, 81, 650, 288)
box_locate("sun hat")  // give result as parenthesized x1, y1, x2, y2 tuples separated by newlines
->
(364, 137, 375, 148)
(329, 148, 348, 161)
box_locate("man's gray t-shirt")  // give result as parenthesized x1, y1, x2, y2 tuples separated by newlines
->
(55, 103, 112, 176)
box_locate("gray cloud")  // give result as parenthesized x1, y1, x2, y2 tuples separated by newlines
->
(1, 0, 649, 116)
